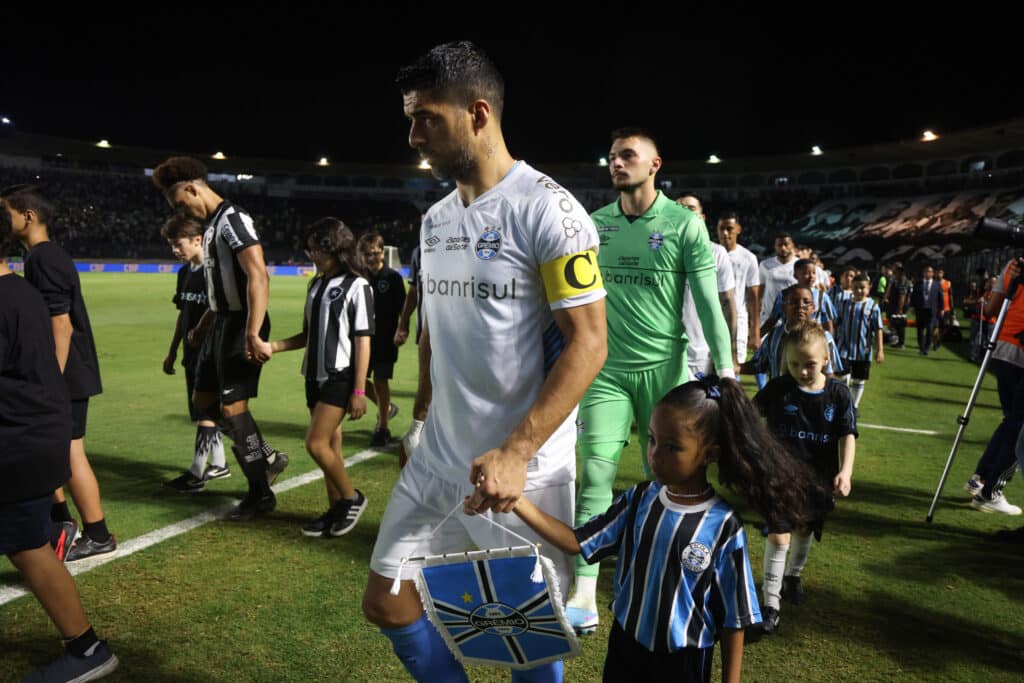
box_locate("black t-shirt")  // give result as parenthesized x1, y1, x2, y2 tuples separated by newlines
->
(755, 375, 858, 482)
(367, 266, 406, 349)
(174, 263, 209, 366)
(23, 241, 102, 399)
(0, 273, 72, 502)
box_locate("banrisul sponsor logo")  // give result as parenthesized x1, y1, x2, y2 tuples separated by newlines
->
(476, 229, 502, 260)
(423, 273, 517, 301)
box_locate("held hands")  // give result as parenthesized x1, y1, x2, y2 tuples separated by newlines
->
(162, 354, 176, 375)
(833, 472, 852, 497)
(348, 394, 367, 420)
(394, 326, 409, 347)
(464, 446, 531, 515)
(246, 335, 273, 365)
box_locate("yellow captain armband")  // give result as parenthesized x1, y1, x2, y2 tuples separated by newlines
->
(540, 250, 603, 304)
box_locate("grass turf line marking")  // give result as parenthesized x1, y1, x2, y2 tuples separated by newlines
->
(859, 422, 940, 436)
(0, 448, 384, 607)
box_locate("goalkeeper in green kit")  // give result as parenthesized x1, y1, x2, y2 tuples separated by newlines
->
(566, 129, 734, 633)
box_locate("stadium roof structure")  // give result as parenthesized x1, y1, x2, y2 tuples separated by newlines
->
(2, 118, 1023, 189)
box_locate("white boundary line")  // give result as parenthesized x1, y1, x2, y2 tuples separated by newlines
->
(858, 422, 940, 436)
(0, 448, 384, 607)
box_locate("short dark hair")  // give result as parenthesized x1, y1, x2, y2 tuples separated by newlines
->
(783, 284, 813, 302)
(774, 232, 793, 244)
(0, 184, 56, 224)
(718, 211, 740, 224)
(152, 157, 208, 192)
(160, 212, 204, 240)
(358, 231, 384, 251)
(0, 197, 12, 257)
(610, 127, 660, 155)
(677, 191, 703, 208)
(852, 273, 871, 285)
(396, 41, 505, 118)
(794, 258, 816, 272)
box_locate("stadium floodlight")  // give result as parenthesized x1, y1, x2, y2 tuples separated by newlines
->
(96, 139, 112, 149)
(921, 130, 939, 142)
(418, 159, 431, 170)
(212, 151, 227, 160)
(317, 157, 329, 167)
(598, 157, 608, 167)
(706, 154, 722, 164)
(1, 117, 10, 125)
(811, 145, 823, 156)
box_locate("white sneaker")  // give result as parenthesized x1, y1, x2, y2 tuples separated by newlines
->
(970, 492, 1023, 515)
(964, 475, 984, 498)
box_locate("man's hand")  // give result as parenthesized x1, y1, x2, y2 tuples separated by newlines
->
(246, 335, 273, 364)
(465, 446, 531, 514)
(876, 349, 885, 364)
(162, 354, 176, 375)
(186, 325, 206, 348)
(394, 326, 409, 347)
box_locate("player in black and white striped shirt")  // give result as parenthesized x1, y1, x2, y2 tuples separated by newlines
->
(835, 273, 885, 408)
(153, 157, 286, 521)
(270, 218, 373, 537)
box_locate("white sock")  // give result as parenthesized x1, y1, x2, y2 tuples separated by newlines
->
(191, 426, 225, 477)
(785, 533, 813, 577)
(568, 575, 598, 610)
(851, 381, 866, 408)
(209, 431, 226, 468)
(762, 540, 789, 610)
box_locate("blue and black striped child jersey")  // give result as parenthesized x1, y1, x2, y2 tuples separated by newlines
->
(771, 288, 837, 327)
(836, 297, 883, 361)
(575, 481, 761, 652)
(749, 322, 844, 379)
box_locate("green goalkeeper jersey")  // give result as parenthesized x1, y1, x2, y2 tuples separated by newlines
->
(592, 191, 731, 372)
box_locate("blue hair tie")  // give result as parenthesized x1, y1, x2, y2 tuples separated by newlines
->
(698, 375, 721, 399)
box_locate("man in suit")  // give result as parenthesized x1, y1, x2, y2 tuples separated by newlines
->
(913, 264, 941, 355)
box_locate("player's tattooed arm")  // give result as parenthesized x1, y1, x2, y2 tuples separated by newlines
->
(187, 309, 214, 348)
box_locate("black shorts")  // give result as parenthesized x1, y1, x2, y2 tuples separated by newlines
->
(369, 336, 399, 366)
(71, 399, 89, 440)
(603, 620, 713, 683)
(194, 312, 270, 404)
(841, 359, 872, 381)
(305, 373, 355, 411)
(367, 361, 394, 381)
(0, 494, 52, 555)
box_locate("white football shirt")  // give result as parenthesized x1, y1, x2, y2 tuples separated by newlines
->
(418, 161, 606, 490)
(684, 242, 734, 369)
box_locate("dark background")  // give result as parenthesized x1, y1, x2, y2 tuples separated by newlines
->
(3, 22, 1021, 165)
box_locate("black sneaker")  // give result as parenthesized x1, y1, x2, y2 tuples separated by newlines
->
(66, 534, 118, 562)
(164, 472, 206, 493)
(50, 520, 78, 562)
(265, 451, 289, 485)
(203, 464, 231, 481)
(20, 639, 119, 682)
(759, 606, 780, 634)
(781, 576, 806, 605)
(389, 402, 400, 420)
(227, 492, 276, 521)
(329, 490, 368, 537)
(301, 509, 336, 538)
(370, 427, 391, 448)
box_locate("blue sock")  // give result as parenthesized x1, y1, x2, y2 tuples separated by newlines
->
(512, 661, 563, 683)
(756, 372, 768, 390)
(380, 614, 469, 683)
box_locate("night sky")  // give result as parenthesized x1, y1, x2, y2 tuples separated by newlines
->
(4, 24, 1022, 167)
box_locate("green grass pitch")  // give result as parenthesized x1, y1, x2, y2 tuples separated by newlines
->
(2, 273, 1023, 681)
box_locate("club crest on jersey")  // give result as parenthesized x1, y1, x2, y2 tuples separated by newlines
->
(648, 232, 664, 250)
(378, 280, 391, 293)
(824, 404, 835, 422)
(476, 229, 502, 260)
(327, 286, 343, 301)
(681, 542, 712, 573)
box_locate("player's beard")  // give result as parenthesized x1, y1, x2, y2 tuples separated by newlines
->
(612, 174, 645, 194)
(423, 119, 477, 182)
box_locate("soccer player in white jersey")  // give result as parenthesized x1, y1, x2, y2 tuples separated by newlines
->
(676, 193, 738, 377)
(361, 42, 607, 683)
(716, 212, 761, 366)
